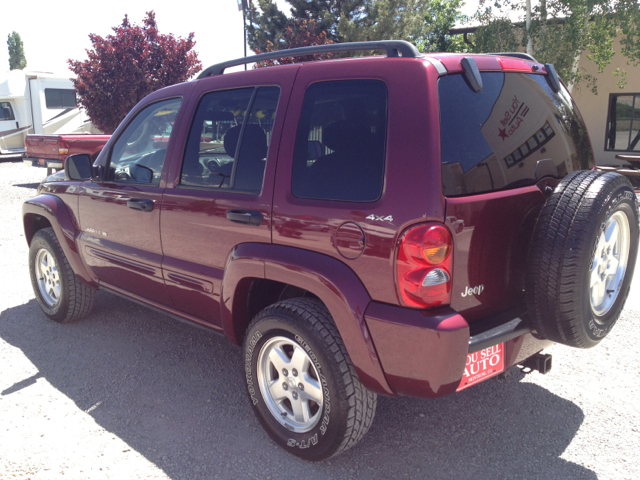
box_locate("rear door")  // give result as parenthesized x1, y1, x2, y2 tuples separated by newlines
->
(159, 67, 297, 326)
(77, 88, 191, 306)
(439, 70, 595, 321)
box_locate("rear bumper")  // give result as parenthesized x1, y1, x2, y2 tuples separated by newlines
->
(0, 147, 26, 155)
(365, 302, 553, 398)
(23, 157, 64, 169)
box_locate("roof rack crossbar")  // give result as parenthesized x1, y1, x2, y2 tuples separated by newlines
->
(487, 52, 539, 62)
(197, 40, 421, 78)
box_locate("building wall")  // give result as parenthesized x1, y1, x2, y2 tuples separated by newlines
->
(570, 39, 640, 166)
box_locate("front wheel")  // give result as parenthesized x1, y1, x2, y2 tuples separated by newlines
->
(29, 227, 95, 323)
(242, 298, 376, 461)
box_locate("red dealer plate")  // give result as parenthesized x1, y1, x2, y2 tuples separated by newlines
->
(457, 343, 505, 391)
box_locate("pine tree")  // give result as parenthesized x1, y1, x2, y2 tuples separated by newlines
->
(7, 32, 27, 70)
(247, 0, 290, 53)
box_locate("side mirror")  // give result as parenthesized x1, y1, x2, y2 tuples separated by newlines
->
(64, 154, 93, 181)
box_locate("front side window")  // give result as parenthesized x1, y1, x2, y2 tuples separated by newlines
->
(45, 89, 77, 109)
(181, 86, 280, 193)
(1, 102, 15, 121)
(606, 94, 640, 152)
(291, 80, 387, 202)
(108, 98, 182, 184)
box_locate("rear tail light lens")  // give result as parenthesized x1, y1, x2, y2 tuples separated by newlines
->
(59, 141, 69, 155)
(396, 224, 453, 308)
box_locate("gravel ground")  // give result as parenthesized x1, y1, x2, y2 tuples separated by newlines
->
(1, 158, 639, 479)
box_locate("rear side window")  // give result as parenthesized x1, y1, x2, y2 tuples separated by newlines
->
(181, 86, 279, 193)
(45, 89, 77, 109)
(439, 72, 594, 196)
(292, 80, 387, 202)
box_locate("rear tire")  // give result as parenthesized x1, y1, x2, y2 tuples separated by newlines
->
(29, 227, 95, 323)
(242, 298, 376, 461)
(526, 171, 639, 348)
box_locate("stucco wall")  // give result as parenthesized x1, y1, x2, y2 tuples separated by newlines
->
(570, 39, 640, 166)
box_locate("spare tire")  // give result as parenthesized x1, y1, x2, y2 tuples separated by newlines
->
(526, 170, 639, 348)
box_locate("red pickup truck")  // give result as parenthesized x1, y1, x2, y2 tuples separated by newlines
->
(23, 134, 110, 175)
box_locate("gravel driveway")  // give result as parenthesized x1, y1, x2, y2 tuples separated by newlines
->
(1, 158, 639, 479)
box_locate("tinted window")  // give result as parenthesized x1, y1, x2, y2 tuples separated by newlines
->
(45, 89, 77, 109)
(292, 80, 387, 202)
(0, 102, 15, 120)
(108, 98, 182, 184)
(439, 72, 594, 196)
(181, 86, 279, 193)
(606, 94, 640, 151)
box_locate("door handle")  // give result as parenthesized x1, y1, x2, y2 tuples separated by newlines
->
(226, 209, 262, 226)
(127, 198, 154, 212)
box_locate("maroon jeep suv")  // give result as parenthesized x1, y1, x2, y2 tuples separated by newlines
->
(23, 41, 639, 460)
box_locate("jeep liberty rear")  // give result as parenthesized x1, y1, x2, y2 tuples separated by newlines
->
(23, 41, 638, 461)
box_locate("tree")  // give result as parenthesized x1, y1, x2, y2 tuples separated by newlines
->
(470, 0, 640, 93)
(418, 0, 468, 53)
(338, 0, 427, 43)
(7, 32, 27, 70)
(247, 0, 290, 53)
(255, 19, 334, 67)
(248, 0, 426, 52)
(68, 11, 202, 134)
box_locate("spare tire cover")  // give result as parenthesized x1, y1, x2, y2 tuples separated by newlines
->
(526, 170, 639, 348)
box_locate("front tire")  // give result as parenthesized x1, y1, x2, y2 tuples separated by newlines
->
(242, 298, 376, 461)
(29, 227, 95, 323)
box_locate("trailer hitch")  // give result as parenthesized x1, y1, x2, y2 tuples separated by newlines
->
(519, 353, 553, 374)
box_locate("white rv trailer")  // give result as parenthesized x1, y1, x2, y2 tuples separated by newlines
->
(0, 70, 92, 155)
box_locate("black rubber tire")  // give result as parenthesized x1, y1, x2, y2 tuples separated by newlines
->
(526, 171, 639, 348)
(242, 298, 377, 461)
(29, 227, 95, 323)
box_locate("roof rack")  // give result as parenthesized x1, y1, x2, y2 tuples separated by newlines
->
(488, 52, 539, 62)
(197, 40, 421, 78)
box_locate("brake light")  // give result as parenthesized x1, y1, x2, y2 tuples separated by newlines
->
(396, 224, 453, 309)
(497, 57, 533, 72)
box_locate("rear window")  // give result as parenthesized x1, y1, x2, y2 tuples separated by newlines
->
(439, 72, 594, 196)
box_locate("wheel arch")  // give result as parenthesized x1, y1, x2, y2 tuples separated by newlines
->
(221, 243, 394, 396)
(23, 194, 97, 287)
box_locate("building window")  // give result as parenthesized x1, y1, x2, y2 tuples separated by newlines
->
(606, 94, 640, 152)
(44, 89, 77, 109)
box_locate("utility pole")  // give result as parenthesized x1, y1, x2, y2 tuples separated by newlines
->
(526, 0, 533, 56)
(237, 0, 249, 70)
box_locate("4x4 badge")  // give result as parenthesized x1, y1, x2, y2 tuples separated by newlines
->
(461, 284, 484, 297)
(366, 214, 393, 222)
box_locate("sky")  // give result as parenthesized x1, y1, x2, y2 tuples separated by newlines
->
(1, 0, 482, 77)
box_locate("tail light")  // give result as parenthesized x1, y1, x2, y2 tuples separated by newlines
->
(396, 223, 453, 309)
(58, 143, 69, 155)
